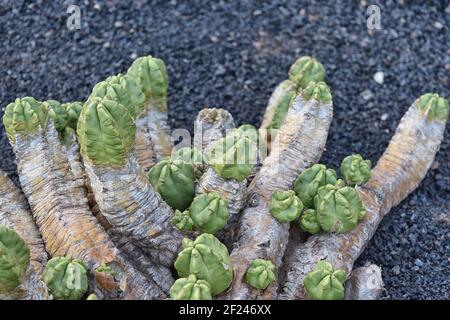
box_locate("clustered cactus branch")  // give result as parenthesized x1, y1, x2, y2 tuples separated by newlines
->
(0, 55, 448, 301)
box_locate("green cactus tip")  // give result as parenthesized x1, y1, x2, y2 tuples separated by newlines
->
(293, 164, 337, 209)
(42, 256, 88, 300)
(63, 101, 83, 131)
(77, 97, 136, 167)
(0, 225, 30, 293)
(170, 274, 213, 300)
(174, 233, 232, 295)
(189, 192, 228, 234)
(86, 293, 99, 300)
(416, 93, 449, 121)
(340, 154, 372, 186)
(172, 209, 194, 231)
(173, 147, 206, 178)
(268, 81, 298, 130)
(301, 81, 332, 104)
(304, 260, 346, 300)
(148, 159, 195, 211)
(299, 209, 321, 234)
(244, 259, 276, 290)
(288, 56, 325, 88)
(269, 190, 303, 223)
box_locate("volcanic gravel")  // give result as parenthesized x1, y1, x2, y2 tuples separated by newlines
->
(0, 0, 448, 299)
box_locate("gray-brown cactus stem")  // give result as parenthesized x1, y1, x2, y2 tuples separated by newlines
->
(193, 108, 235, 154)
(135, 129, 156, 172)
(345, 264, 383, 300)
(83, 149, 184, 268)
(279, 103, 447, 300)
(136, 105, 173, 163)
(221, 95, 333, 300)
(0, 265, 51, 300)
(12, 123, 165, 300)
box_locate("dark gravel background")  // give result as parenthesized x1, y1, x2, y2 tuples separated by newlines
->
(0, 0, 448, 299)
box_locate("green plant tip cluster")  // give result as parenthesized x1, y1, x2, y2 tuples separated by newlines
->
(288, 56, 325, 88)
(173, 147, 206, 178)
(208, 133, 257, 182)
(3, 97, 49, 143)
(45, 100, 84, 146)
(174, 233, 232, 295)
(299, 209, 321, 234)
(0, 225, 30, 293)
(63, 101, 83, 131)
(304, 260, 346, 300)
(244, 259, 276, 290)
(148, 159, 195, 211)
(77, 97, 136, 167)
(416, 93, 449, 121)
(126, 55, 168, 111)
(86, 293, 98, 300)
(268, 82, 297, 130)
(340, 154, 372, 186)
(301, 81, 332, 103)
(169, 274, 213, 300)
(42, 256, 88, 300)
(189, 192, 229, 234)
(293, 164, 337, 209)
(314, 184, 366, 233)
(173, 210, 195, 231)
(232, 124, 260, 143)
(269, 190, 303, 223)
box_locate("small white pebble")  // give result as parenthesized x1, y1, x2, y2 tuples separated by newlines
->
(373, 71, 384, 84)
(361, 89, 374, 101)
(94, 3, 101, 10)
(253, 10, 262, 16)
(209, 35, 219, 43)
(114, 21, 124, 28)
(434, 22, 443, 29)
(446, 4, 450, 14)
(130, 52, 138, 60)
(381, 113, 389, 121)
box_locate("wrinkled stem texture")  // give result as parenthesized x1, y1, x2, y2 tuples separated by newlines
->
(13, 123, 165, 299)
(222, 96, 333, 299)
(344, 264, 383, 300)
(84, 150, 183, 268)
(280, 104, 447, 300)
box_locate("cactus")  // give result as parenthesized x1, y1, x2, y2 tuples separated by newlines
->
(269, 190, 303, 223)
(188, 192, 228, 234)
(416, 93, 449, 121)
(169, 274, 212, 300)
(0, 225, 31, 293)
(42, 257, 88, 300)
(288, 56, 325, 88)
(173, 147, 206, 178)
(172, 210, 194, 231)
(299, 209, 321, 234)
(293, 164, 337, 208)
(301, 81, 332, 103)
(267, 81, 297, 130)
(244, 259, 276, 290)
(86, 293, 99, 300)
(148, 159, 196, 211)
(303, 261, 346, 300)
(340, 154, 372, 186)
(174, 234, 232, 295)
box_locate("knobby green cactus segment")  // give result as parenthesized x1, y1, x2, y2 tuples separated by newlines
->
(244, 259, 276, 290)
(232, 124, 260, 143)
(43, 256, 88, 300)
(293, 164, 337, 208)
(340, 154, 372, 186)
(301, 81, 332, 103)
(0, 225, 31, 293)
(172, 210, 194, 231)
(86, 293, 99, 300)
(314, 184, 366, 233)
(416, 93, 449, 121)
(169, 274, 213, 300)
(90, 74, 145, 118)
(189, 192, 229, 234)
(64, 101, 83, 131)
(269, 190, 303, 223)
(299, 209, 321, 234)
(268, 81, 297, 130)
(148, 159, 195, 210)
(3, 97, 49, 143)
(288, 56, 325, 89)
(208, 133, 257, 182)
(45, 100, 68, 132)
(77, 97, 136, 167)
(126, 55, 168, 111)
(173, 147, 206, 178)
(174, 234, 232, 295)
(303, 261, 346, 300)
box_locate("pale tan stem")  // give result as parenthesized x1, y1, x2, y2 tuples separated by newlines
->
(345, 264, 383, 300)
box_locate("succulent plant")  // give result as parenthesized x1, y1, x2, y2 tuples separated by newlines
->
(340, 154, 372, 186)
(172, 210, 194, 231)
(86, 293, 99, 300)
(148, 159, 195, 210)
(169, 274, 213, 300)
(0, 225, 31, 293)
(416, 93, 449, 121)
(64, 101, 83, 131)
(173, 147, 206, 178)
(77, 97, 136, 167)
(174, 233, 232, 295)
(208, 133, 256, 182)
(299, 209, 321, 234)
(269, 190, 303, 223)
(314, 184, 366, 233)
(126, 55, 168, 111)
(232, 124, 260, 143)
(288, 56, 325, 88)
(268, 81, 297, 130)
(90, 74, 145, 118)
(301, 81, 332, 103)
(293, 164, 337, 208)
(188, 192, 228, 234)
(42, 256, 88, 300)
(3, 97, 49, 142)
(244, 259, 276, 290)
(303, 260, 346, 300)
(45, 100, 68, 132)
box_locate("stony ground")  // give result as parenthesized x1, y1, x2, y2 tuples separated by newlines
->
(0, 0, 448, 299)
